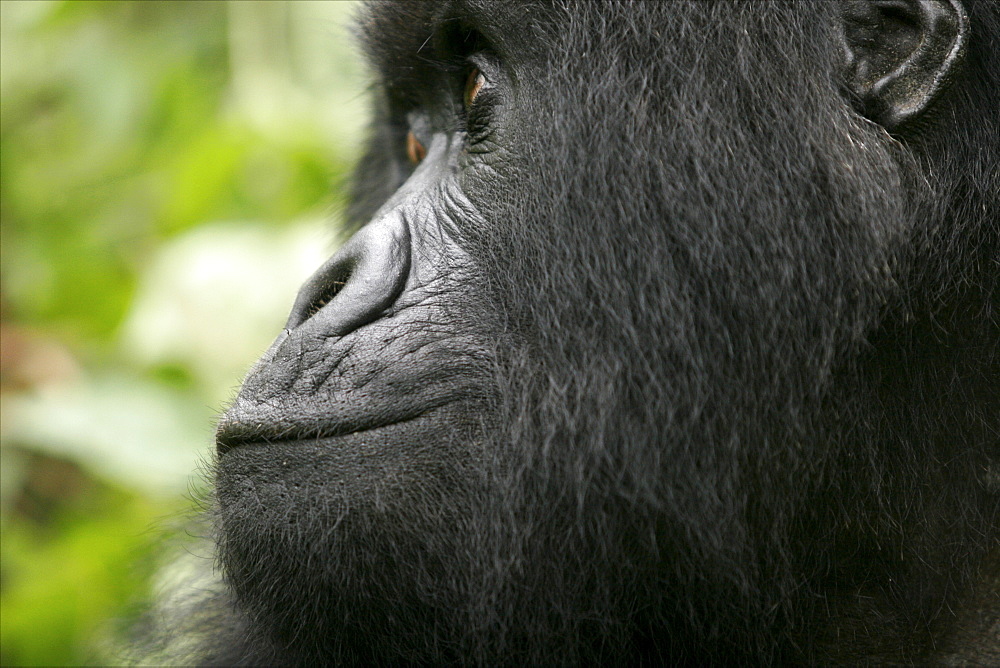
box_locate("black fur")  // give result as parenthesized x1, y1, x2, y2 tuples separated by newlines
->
(138, 1, 999, 665)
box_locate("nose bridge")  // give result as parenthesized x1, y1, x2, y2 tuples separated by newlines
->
(285, 210, 411, 338)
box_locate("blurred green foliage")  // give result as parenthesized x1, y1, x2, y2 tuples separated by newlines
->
(0, 1, 365, 664)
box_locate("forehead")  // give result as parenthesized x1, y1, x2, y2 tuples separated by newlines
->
(357, 0, 558, 68)
(356, 2, 759, 78)
(359, 0, 545, 40)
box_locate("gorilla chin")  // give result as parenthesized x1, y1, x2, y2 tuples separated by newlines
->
(140, 1, 998, 666)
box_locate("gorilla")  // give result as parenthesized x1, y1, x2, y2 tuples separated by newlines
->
(152, 0, 999, 665)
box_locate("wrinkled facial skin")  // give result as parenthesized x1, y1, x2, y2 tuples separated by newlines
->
(208, 1, 998, 666)
(219, 133, 491, 505)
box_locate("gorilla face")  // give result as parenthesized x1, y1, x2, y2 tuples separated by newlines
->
(206, 1, 998, 664)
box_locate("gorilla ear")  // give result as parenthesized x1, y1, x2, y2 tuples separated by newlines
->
(841, 0, 968, 129)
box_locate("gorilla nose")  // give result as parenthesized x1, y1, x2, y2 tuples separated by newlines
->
(285, 214, 411, 337)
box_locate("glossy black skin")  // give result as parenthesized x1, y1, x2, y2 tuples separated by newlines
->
(186, 1, 998, 665)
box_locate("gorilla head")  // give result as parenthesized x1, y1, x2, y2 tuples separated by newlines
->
(194, 1, 998, 664)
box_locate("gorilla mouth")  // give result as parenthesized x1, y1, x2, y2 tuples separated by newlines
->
(212, 349, 491, 456)
(215, 401, 455, 455)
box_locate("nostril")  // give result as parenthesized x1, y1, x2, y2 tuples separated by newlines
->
(287, 252, 360, 332)
(304, 263, 352, 322)
(284, 217, 411, 337)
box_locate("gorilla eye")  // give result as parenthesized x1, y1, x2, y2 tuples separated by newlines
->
(406, 131, 426, 165)
(464, 67, 486, 109)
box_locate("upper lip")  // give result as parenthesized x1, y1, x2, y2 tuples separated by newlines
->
(215, 327, 491, 455)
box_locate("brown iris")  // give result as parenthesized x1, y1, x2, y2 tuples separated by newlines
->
(464, 67, 485, 109)
(406, 131, 426, 165)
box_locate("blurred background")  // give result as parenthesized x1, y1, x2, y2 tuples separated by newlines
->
(0, 1, 365, 664)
